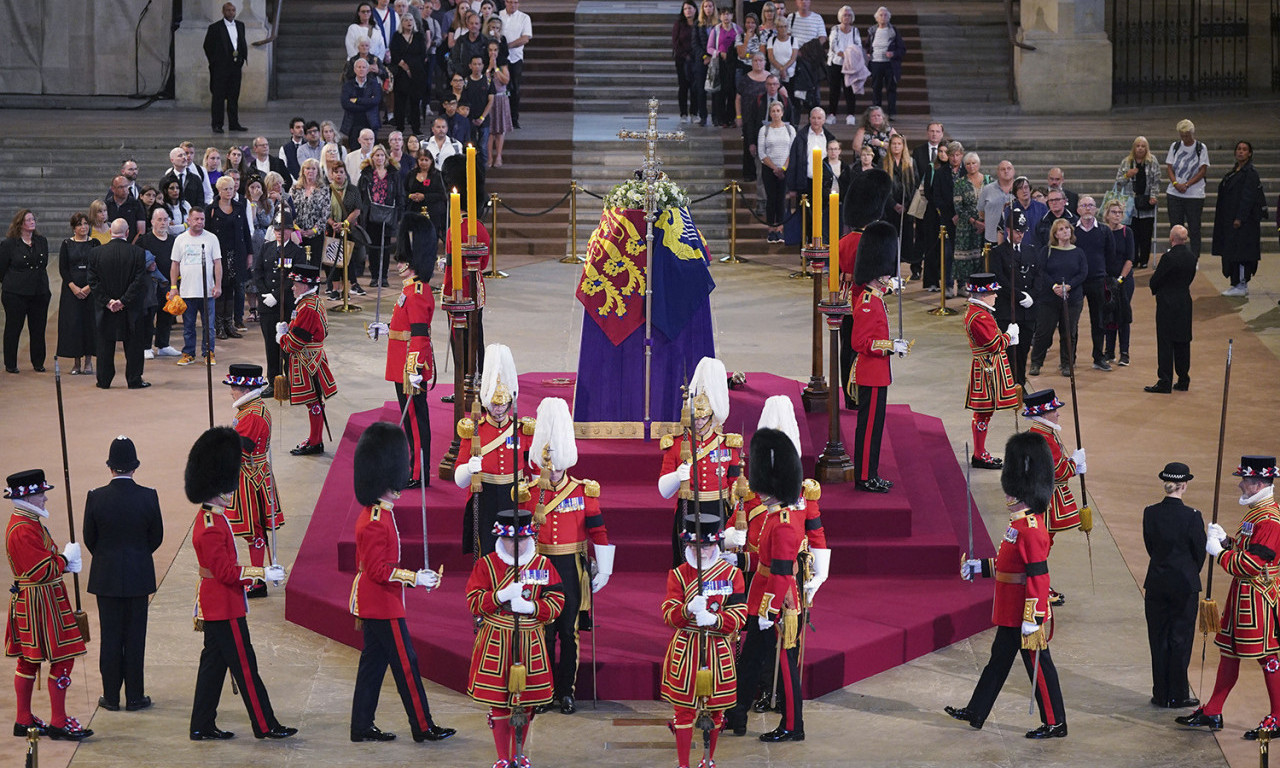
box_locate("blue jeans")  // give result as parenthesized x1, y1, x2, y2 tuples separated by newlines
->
(182, 297, 215, 356)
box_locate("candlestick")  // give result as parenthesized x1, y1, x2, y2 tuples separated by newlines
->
(466, 145, 477, 242)
(450, 189, 462, 297)
(811, 148, 822, 243)
(828, 192, 839, 295)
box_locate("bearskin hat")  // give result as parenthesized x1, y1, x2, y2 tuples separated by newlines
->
(184, 427, 243, 504)
(396, 209, 438, 281)
(749, 427, 803, 507)
(353, 422, 410, 506)
(852, 219, 899, 286)
(1001, 432, 1054, 515)
(843, 168, 892, 230)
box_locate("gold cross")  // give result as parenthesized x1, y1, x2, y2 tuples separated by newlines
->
(617, 98, 685, 196)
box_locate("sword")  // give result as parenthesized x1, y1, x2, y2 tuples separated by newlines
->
(1028, 647, 1041, 716)
(265, 413, 281, 585)
(964, 441, 973, 582)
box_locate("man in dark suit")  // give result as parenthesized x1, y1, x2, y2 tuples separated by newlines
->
(341, 58, 382, 151)
(203, 2, 249, 134)
(83, 436, 164, 712)
(88, 220, 150, 389)
(784, 107, 836, 195)
(910, 121, 945, 178)
(246, 136, 292, 189)
(1145, 224, 1197, 393)
(160, 148, 207, 211)
(1142, 461, 1205, 709)
(1046, 168, 1079, 216)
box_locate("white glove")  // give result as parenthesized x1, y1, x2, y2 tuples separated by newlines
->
(409, 373, 424, 388)
(1208, 522, 1227, 542)
(496, 581, 523, 603)
(1021, 620, 1040, 636)
(1006, 323, 1020, 346)
(695, 609, 718, 627)
(676, 462, 692, 482)
(885, 276, 902, 293)
(722, 527, 746, 550)
(1207, 535, 1225, 557)
(804, 548, 831, 602)
(892, 338, 910, 355)
(264, 564, 286, 584)
(657, 470, 682, 499)
(509, 594, 536, 615)
(275, 321, 289, 344)
(468, 456, 483, 474)
(366, 321, 388, 340)
(757, 615, 775, 631)
(1019, 291, 1034, 308)
(591, 544, 615, 593)
(1071, 448, 1086, 475)
(415, 569, 439, 589)
(719, 550, 739, 567)
(960, 558, 983, 581)
(453, 455, 484, 488)
(687, 594, 708, 614)
(262, 292, 277, 308)
(62, 542, 82, 574)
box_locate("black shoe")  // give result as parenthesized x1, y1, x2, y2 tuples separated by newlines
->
(32, 367, 44, 372)
(511, 121, 521, 129)
(971, 454, 1003, 470)
(944, 705, 984, 730)
(46, 718, 93, 741)
(128, 381, 152, 389)
(230, 125, 249, 132)
(1028, 363, 1041, 376)
(1173, 380, 1190, 391)
(752, 692, 772, 713)
(216, 325, 229, 340)
(125, 696, 152, 711)
(533, 702, 554, 714)
(351, 725, 397, 742)
(1144, 383, 1172, 394)
(856, 479, 889, 493)
(1167, 697, 1200, 709)
(350, 284, 367, 296)
(560, 694, 577, 714)
(413, 723, 456, 742)
(1118, 354, 1130, 367)
(98, 696, 120, 711)
(212, 126, 225, 134)
(190, 726, 235, 740)
(225, 325, 243, 339)
(13, 718, 46, 737)
(246, 582, 268, 599)
(1175, 708, 1223, 730)
(1025, 722, 1067, 739)
(291, 442, 324, 456)
(257, 725, 298, 739)
(759, 726, 804, 742)
(379, 280, 391, 288)
(441, 393, 455, 403)
(405, 477, 423, 489)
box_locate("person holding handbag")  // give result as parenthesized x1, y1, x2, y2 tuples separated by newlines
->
(1113, 136, 1161, 268)
(358, 145, 402, 290)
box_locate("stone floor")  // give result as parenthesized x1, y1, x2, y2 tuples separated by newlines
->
(2, 91, 1280, 768)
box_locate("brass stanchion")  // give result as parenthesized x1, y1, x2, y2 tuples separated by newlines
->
(720, 181, 745, 264)
(789, 194, 810, 279)
(487, 192, 508, 278)
(560, 180, 584, 264)
(1260, 727, 1271, 768)
(800, 244, 828, 412)
(25, 725, 37, 768)
(927, 224, 957, 316)
(982, 241, 991, 272)
(331, 222, 362, 313)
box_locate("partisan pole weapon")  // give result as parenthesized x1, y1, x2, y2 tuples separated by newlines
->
(507, 391, 530, 766)
(200, 244, 214, 428)
(52, 358, 90, 641)
(1198, 340, 1233, 690)
(1061, 292, 1094, 592)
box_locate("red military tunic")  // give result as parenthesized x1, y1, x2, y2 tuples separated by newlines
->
(465, 548, 565, 706)
(836, 229, 862, 280)
(746, 505, 802, 621)
(659, 430, 743, 502)
(349, 499, 418, 620)
(1027, 421, 1081, 533)
(279, 292, 338, 405)
(736, 479, 827, 574)
(976, 509, 1052, 628)
(963, 301, 1019, 412)
(456, 415, 534, 488)
(442, 218, 491, 304)
(4, 509, 86, 663)
(528, 477, 609, 555)
(659, 557, 747, 709)
(1214, 494, 1280, 658)
(225, 396, 283, 540)
(849, 285, 894, 389)
(384, 277, 435, 388)
(192, 505, 266, 625)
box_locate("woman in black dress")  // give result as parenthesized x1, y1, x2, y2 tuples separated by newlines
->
(206, 175, 252, 339)
(56, 212, 98, 374)
(391, 13, 429, 135)
(405, 149, 447, 236)
(0, 209, 51, 374)
(919, 144, 955, 294)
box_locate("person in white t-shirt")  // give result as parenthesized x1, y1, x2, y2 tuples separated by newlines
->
(1164, 118, 1210, 258)
(499, 0, 533, 128)
(167, 207, 223, 365)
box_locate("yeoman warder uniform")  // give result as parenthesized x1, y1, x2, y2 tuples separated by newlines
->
(222, 364, 282, 593)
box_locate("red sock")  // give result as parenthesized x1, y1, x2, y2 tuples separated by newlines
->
(1205, 655, 1241, 715)
(248, 538, 266, 567)
(674, 707, 695, 767)
(308, 404, 324, 445)
(490, 707, 512, 761)
(971, 412, 991, 457)
(709, 711, 724, 759)
(1261, 656, 1280, 716)
(14, 660, 37, 725)
(48, 660, 73, 727)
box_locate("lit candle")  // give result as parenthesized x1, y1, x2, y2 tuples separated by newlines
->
(828, 192, 839, 295)
(811, 148, 822, 243)
(466, 145, 477, 242)
(450, 188, 462, 297)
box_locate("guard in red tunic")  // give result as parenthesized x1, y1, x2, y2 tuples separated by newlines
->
(848, 221, 911, 493)
(454, 343, 536, 556)
(1178, 455, 1280, 740)
(662, 512, 747, 768)
(369, 236, 437, 487)
(465, 507, 566, 768)
(836, 169, 892, 409)
(522, 397, 614, 715)
(186, 427, 295, 741)
(658, 357, 742, 567)
(1021, 389, 1085, 534)
(222, 363, 282, 597)
(963, 273, 1021, 469)
(4, 469, 91, 741)
(276, 262, 337, 456)
(947, 432, 1067, 739)
(724, 428, 806, 742)
(348, 422, 456, 744)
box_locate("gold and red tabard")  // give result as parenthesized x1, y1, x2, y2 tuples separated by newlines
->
(280, 292, 337, 405)
(1215, 495, 1280, 658)
(659, 557, 746, 709)
(963, 301, 1019, 412)
(1026, 421, 1081, 533)
(225, 396, 283, 539)
(4, 509, 86, 663)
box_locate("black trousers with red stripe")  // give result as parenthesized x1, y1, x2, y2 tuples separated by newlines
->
(395, 382, 431, 483)
(351, 617, 435, 738)
(727, 616, 803, 733)
(966, 625, 1065, 727)
(854, 384, 887, 482)
(191, 617, 281, 736)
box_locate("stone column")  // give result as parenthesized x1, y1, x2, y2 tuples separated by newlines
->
(1015, 0, 1112, 113)
(175, 0, 270, 111)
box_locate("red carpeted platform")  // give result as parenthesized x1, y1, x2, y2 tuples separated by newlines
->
(284, 373, 997, 700)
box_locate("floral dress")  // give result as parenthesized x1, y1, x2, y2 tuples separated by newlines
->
(953, 172, 989, 287)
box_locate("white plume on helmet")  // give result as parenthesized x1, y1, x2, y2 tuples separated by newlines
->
(689, 356, 729, 427)
(529, 397, 577, 471)
(757, 395, 802, 457)
(479, 343, 518, 410)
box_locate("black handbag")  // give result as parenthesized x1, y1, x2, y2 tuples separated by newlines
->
(369, 201, 395, 226)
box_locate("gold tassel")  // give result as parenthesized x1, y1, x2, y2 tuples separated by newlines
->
(695, 668, 713, 698)
(533, 458, 551, 527)
(193, 617, 204, 633)
(1198, 598, 1221, 636)
(507, 662, 527, 694)
(782, 608, 799, 650)
(273, 374, 288, 402)
(1020, 626, 1047, 651)
(1078, 505, 1093, 533)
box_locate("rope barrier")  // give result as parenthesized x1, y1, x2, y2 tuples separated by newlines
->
(497, 188, 573, 217)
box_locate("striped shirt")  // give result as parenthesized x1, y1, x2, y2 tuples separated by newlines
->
(787, 11, 826, 47)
